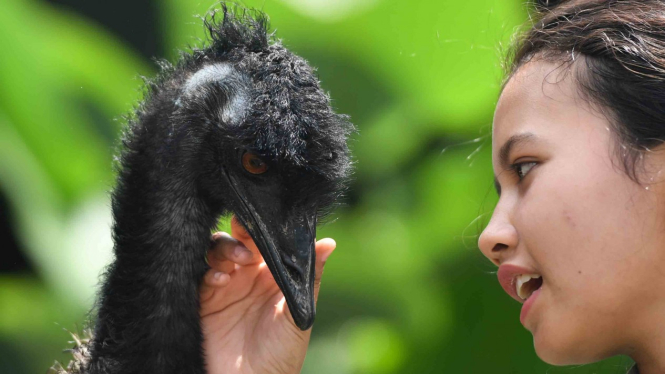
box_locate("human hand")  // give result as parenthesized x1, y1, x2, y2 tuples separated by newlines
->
(200, 216, 335, 374)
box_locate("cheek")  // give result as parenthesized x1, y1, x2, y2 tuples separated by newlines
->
(515, 184, 623, 363)
(515, 175, 595, 274)
(515, 161, 665, 362)
(516, 160, 645, 279)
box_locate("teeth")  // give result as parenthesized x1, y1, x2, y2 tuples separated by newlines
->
(516, 274, 542, 300)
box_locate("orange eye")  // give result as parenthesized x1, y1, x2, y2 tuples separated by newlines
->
(242, 152, 268, 174)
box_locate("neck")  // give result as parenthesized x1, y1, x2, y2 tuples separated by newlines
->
(628, 330, 665, 374)
(88, 114, 220, 374)
(623, 296, 665, 374)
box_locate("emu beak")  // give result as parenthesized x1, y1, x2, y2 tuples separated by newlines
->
(224, 170, 317, 330)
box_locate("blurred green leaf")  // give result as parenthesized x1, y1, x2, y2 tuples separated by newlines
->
(0, 0, 150, 201)
(345, 318, 405, 374)
(0, 275, 87, 373)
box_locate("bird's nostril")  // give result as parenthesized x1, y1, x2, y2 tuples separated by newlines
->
(281, 252, 304, 282)
(492, 243, 508, 252)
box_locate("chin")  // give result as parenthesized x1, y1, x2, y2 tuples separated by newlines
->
(532, 325, 604, 366)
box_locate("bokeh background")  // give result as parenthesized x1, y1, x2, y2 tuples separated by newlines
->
(0, 0, 634, 372)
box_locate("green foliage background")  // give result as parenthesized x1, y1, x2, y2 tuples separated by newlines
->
(0, 0, 633, 372)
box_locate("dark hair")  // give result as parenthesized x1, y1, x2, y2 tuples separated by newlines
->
(507, 0, 665, 181)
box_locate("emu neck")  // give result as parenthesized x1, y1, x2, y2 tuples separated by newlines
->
(89, 116, 218, 373)
(111, 119, 219, 264)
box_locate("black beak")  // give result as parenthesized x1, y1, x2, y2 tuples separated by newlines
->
(224, 170, 317, 330)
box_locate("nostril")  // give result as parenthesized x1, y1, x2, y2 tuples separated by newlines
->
(281, 252, 304, 282)
(492, 243, 508, 252)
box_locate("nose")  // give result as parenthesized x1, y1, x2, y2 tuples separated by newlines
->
(478, 207, 518, 266)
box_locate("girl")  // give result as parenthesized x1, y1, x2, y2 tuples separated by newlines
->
(478, 0, 665, 373)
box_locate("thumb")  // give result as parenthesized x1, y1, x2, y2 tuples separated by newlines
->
(313, 238, 336, 303)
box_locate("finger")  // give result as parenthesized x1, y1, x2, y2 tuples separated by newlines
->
(209, 232, 255, 268)
(200, 268, 231, 304)
(230, 216, 263, 264)
(206, 252, 234, 275)
(204, 268, 231, 287)
(313, 238, 336, 303)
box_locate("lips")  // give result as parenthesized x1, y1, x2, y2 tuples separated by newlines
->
(497, 264, 545, 326)
(497, 264, 543, 303)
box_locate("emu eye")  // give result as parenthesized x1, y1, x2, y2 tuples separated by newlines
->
(242, 152, 268, 174)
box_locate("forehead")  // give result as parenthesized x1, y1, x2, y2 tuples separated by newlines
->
(492, 60, 611, 166)
(494, 61, 574, 144)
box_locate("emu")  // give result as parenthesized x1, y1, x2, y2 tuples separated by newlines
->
(59, 5, 353, 374)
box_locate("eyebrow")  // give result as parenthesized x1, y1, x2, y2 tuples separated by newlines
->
(493, 132, 536, 196)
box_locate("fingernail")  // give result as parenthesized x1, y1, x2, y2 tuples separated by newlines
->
(214, 272, 224, 279)
(212, 232, 230, 241)
(234, 244, 252, 259)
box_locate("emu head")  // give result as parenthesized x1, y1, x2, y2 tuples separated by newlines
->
(157, 7, 353, 330)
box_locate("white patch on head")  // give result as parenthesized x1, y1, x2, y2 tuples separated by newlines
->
(182, 63, 234, 95)
(176, 63, 249, 125)
(221, 91, 248, 125)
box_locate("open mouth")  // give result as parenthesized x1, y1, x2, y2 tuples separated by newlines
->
(516, 274, 543, 300)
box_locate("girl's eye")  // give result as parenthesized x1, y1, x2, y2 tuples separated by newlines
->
(512, 161, 537, 180)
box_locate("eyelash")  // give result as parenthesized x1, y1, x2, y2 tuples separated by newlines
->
(510, 161, 537, 180)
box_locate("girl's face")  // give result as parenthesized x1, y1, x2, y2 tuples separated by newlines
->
(478, 60, 665, 365)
